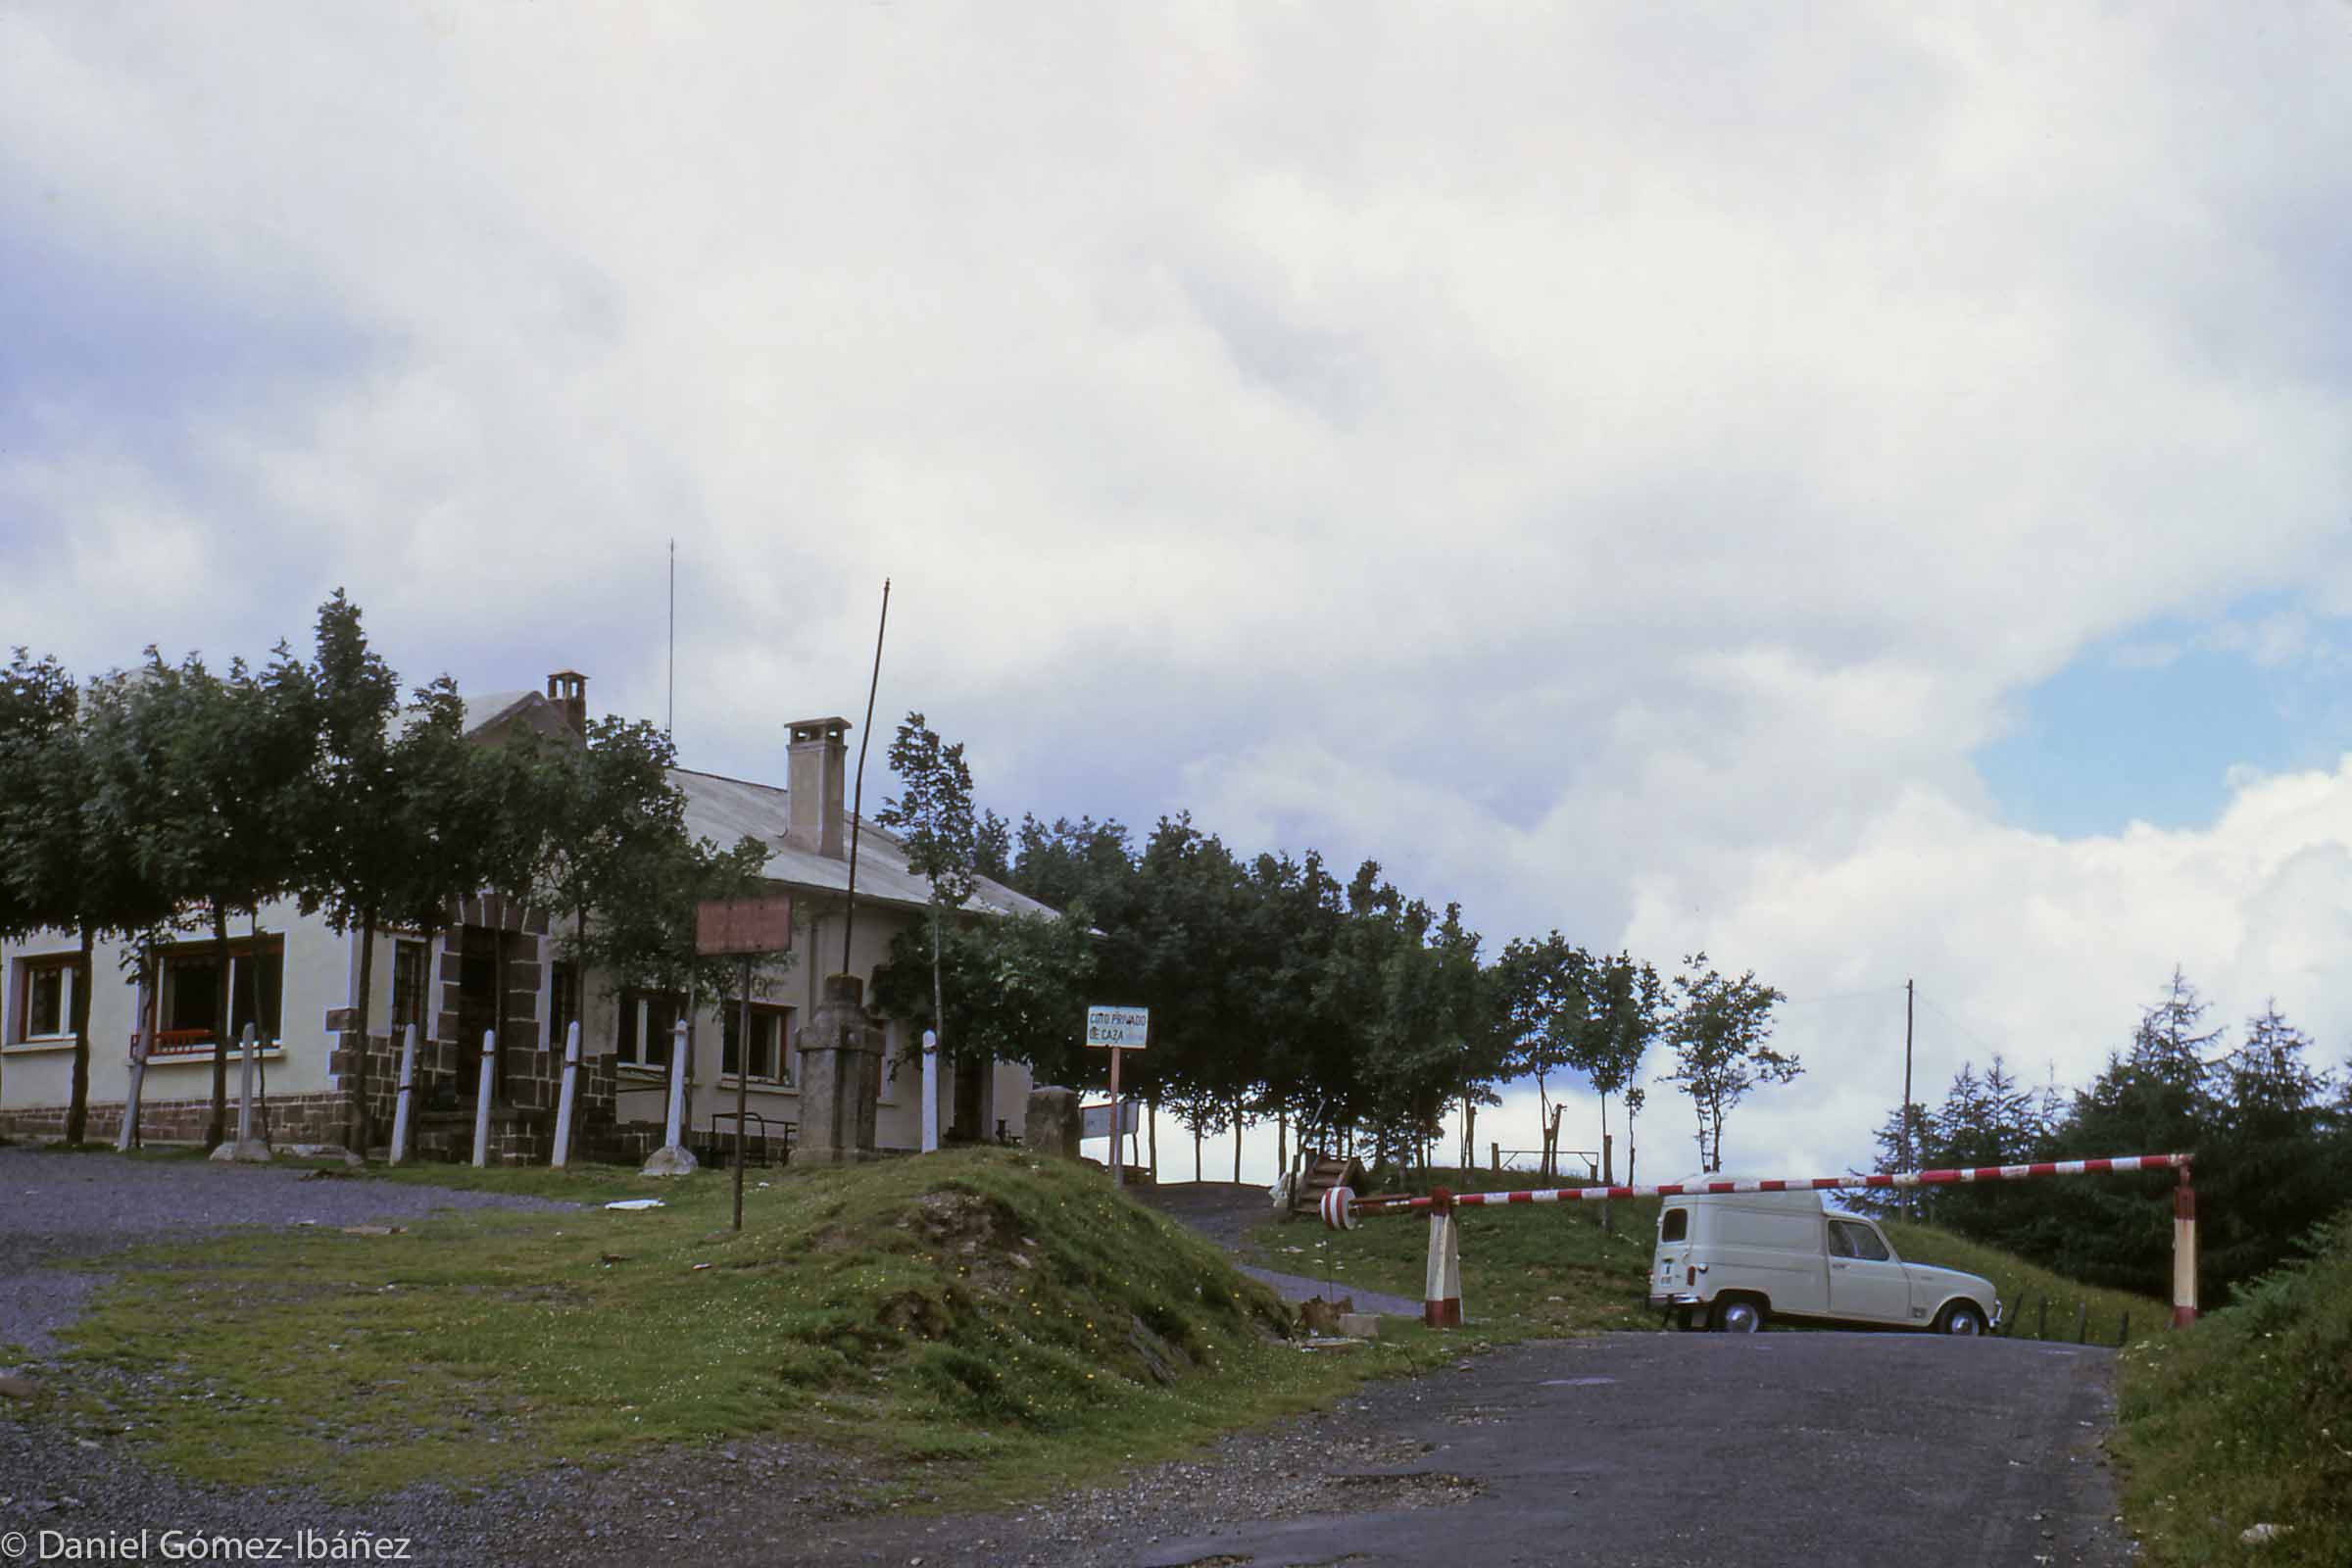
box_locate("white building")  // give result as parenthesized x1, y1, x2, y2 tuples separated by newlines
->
(0, 675, 1053, 1162)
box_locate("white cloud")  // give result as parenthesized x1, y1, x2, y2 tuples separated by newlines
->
(1628, 760, 2352, 1179)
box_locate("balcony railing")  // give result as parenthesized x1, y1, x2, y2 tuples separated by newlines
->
(135, 1028, 235, 1057)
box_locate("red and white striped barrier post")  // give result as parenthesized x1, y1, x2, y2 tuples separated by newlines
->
(1319, 1153, 2197, 1331)
(2173, 1164, 2198, 1327)
(1319, 1184, 1358, 1230)
(1425, 1188, 1462, 1328)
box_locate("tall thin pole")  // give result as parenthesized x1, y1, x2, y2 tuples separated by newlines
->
(1902, 978, 1915, 1218)
(734, 955, 752, 1232)
(666, 539, 676, 738)
(841, 578, 892, 976)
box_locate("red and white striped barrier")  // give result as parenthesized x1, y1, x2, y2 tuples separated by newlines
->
(1319, 1153, 2198, 1330)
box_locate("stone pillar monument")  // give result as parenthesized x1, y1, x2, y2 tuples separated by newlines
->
(1024, 1086, 1081, 1160)
(796, 974, 884, 1162)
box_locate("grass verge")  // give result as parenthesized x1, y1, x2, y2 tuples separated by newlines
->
(1245, 1165, 1663, 1336)
(1880, 1220, 2163, 1344)
(2111, 1207, 2352, 1565)
(51, 1150, 1469, 1506)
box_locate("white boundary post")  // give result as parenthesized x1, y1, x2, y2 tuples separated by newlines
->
(471, 1027, 496, 1167)
(210, 1024, 270, 1162)
(920, 1029, 939, 1153)
(664, 1017, 689, 1148)
(639, 1019, 699, 1176)
(1425, 1189, 1462, 1328)
(115, 976, 153, 1154)
(2173, 1165, 2199, 1327)
(552, 1019, 581, 1169)
(389, 1023, 419, 1166)
(236, 1023, 258, 1145)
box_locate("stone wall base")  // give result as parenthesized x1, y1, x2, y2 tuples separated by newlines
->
(0, 1092, 348, 1147)
(411, 1108, 549, 1166)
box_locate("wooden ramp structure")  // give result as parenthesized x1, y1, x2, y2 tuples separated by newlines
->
(1289, 1150, 1369, 1219)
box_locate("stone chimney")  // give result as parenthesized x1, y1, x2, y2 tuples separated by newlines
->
(546, 670, 588, 735)
(785, 716, 851, 858)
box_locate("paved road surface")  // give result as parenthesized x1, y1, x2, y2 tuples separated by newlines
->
(1139, 1180, 1426, 1317)
(1133, 1331, 2130, 1568)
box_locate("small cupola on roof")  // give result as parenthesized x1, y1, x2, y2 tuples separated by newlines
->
(546, 670, 588, 735)
(785, 716, 851, 859)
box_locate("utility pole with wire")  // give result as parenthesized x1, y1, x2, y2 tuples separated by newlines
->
(666, 538, 676, 738)
(1902, 977, 1916, 1218)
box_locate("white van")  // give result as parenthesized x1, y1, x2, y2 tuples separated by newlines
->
(1646, 1180, 2001, 1335)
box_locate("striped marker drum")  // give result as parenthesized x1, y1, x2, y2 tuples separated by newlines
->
(1320, 1185, 1358, 1231)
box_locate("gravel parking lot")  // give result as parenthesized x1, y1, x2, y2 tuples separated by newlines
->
(0, 1147, 570, 1357)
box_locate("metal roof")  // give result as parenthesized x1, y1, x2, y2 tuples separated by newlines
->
(671, 766, 1058, 921)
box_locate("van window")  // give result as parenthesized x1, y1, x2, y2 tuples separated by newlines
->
(1831, 1220, 1890, 1261)
(1660, 1207, 1688, 1243)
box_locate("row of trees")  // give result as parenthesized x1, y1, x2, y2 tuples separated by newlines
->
(1857, 969, 2352, 1305)
(4, 612, 1794, 1172)
(866, 714, 1797, 1178)
(0, 594, 768, 1152)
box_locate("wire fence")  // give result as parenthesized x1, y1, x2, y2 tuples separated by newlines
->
(1487, 1146, 1604, 1180)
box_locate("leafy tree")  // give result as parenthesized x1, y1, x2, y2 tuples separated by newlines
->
(0, 652, 83, 1010)
(299, 591, 460, 1152)
(1349, 890, 1496, 1173)
(1662, 953, 1793, 1173)
(876, 712, 982, 1134)
(564, 824, 779, 1016)
(1245, 849, 1353, 1170)
(1130, 816, 1259, 1163)
(2, 655, 197, 1144)
(138, 647, 318, 1147)
(1493, 931, 1591, 1166)
(974, 808, 1013, 884)
(0, 655, 99, 1141)
(1565, 950, 1665, 1182)
(523, 714, 707, 1086)
(1622, 1083, 1648, 1185)
(875, 909, 1097, 1086)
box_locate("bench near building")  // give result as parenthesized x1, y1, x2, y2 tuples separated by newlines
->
(0, 674, 1052, 1163)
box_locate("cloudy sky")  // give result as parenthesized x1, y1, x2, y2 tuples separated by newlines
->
(6, 3, 2349, 1183)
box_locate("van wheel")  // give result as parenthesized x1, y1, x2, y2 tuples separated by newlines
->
(1937, 1301, 1985, 1337)
(1712, 1297, 1766, 1334)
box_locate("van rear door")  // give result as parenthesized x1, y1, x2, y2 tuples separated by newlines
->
(1651, 1203, 1693, 1303)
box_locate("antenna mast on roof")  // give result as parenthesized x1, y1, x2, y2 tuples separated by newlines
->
(666, 539, 676, 738)
(841, 578, 892, 976)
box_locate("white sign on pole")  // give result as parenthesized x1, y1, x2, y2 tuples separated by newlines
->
(1086, 1005, 1148, 1189)
(1081, 1100, 1146, 1141)
(1085, 1006, 1149, 1050)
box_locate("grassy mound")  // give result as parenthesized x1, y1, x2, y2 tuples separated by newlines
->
(56, 1150, 1397, 1502)
(2112, 1207, 2352, 1565)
